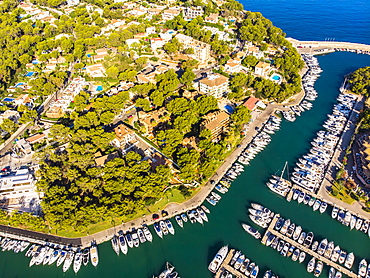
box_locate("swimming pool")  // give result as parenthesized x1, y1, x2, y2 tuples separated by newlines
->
(271, 74, 281, 81)
(25, 71, 35, 77)
(3, 97, 15, 102)
(224, 105, 234, 113)
(86, 54, 92, 57)
(96, 85, 103, 91)
(15, 82, 25, 87)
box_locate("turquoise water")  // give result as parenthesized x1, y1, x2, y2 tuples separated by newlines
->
(1, 1, 370, 277)
(271, 74, 281, 81)
(1, 52, 370, 278)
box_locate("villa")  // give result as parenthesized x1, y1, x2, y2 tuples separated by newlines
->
(254, 61, 272, 77)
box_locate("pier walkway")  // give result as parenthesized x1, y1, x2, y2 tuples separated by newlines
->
(215, 249, 248, 278)
(261, 215, 357, 278)
(287, 38, 370, 55)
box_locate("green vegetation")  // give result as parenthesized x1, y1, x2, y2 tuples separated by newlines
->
(348, 66, 370, 96)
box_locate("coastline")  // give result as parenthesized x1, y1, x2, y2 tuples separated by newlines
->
(0, 67, 308, 247)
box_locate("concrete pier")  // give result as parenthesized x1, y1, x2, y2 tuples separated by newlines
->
(215, 249, 248, 278)
(262, 214, 358, 278)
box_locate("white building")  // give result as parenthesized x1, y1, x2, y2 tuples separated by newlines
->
(0, 168, 36, 199)
(199, 73, 229, 99)
(254, 61, 271, 77)
(175, 34, 211, 64)
(162, 8, 181, 21)
(0, 110, 20, 124)
(184, 6, 203, 20)
(224, 58, 242, 74)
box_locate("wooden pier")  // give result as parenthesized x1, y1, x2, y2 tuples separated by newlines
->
(261, 215, 358, 278)
(215, 249, 248, 278)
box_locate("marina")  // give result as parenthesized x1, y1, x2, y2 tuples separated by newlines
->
(261, 215, 358, 278)
(0, 1, 369, 274)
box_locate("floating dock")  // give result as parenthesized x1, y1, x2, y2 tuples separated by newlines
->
(261, 215, 358, 278)
(215, 248, 248, 278)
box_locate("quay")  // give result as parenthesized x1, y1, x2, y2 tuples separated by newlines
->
(261, 215, 357, 278)
(287, 38, 370, 55)
(215, 249, 248, 278)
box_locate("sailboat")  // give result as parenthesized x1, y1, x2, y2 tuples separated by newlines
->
(267, 161, 292, 197)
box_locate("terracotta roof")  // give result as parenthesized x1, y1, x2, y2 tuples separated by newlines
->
(26, 133, 46, 144)
(199, 74, 228, 87)
(243, 96, 260, 110)
(255, 61, 271, 69)
(114, 124, 135, 141)
(202, 111, 229, 131)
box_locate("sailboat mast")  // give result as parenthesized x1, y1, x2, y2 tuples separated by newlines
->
(280, 161, 288, 180)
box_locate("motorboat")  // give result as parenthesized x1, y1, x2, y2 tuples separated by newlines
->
(307, 257, 316, 273)
(82, 248, 89, 266)
(249, 215, 268, 228)
(154, 223, 163, 238)
(331, 206, 339, 219)
(131, 230, 140, 247)
(293, 226, 302, 241)
(350, 215, 357, 230)
(329, 267, 335, 278)
(90, 244, 99, 267)
(304, 232, 314, 248)
(73, 251, 82, 274)
(242, 223, 261, 239)
(48, 249, 61, 265)
(324, 241, 334, 258)
(277, 240, 284, 253)
(160, 221, 169, 236)
(230, 250, 241, 266)
(280, 242, 290, 257)
(143, 226, 153, 242)
(181, 213, 188, 222)
(297, 232, 306, 245)
(319, 202, 327, 213)
(111, 235, 120, 255)
(358, 258, 367, 277)
(197, 207, 208, 222)
(311, 241, 319, 252)
(356, 218, 363, 230)
(291, 248, 300, 261)
(314, 260, 323, 277)
(299, 251, 306, 263)
(166, 219, 175, 235)
(339, 250, 347, 264)
(56, 250, 67, 267)
(331, 245, 340, 262)
(266, 233, 275, 246)
(344, 252, 355, 269)
(62, 251, 74, 272)
(234, 254, 245, 270)
(137, 228, 146, 244)
(286, 223, 296, 238)
(201, 205, 210, 214)
(280, 219, 291, 235)
(250, 265, 259, 278)
(287, 246, 295, 257)
(125, 231, 135, 247)
(275, 217, 284, 230)
(317, 238, 328, 255)
(313, 200, 321, 211)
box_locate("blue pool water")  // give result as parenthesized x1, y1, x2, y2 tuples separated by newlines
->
(31, 60, 39, 64)
(3, 97, 15, 102)
(25, 71, 35, 77)
(15, 82, 25, 87)
(96, 85, 103, 91)
(224, 105, 235, 113)
(87, 54, 92, 57)
(271, 74, 281, 81)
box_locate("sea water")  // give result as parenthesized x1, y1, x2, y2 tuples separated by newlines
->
(1, 1, 370, 277)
